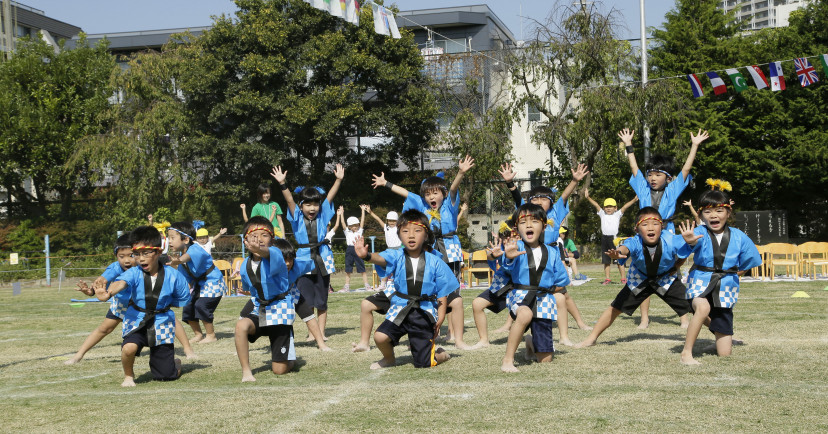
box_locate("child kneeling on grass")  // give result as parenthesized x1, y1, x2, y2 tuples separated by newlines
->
(94, 226, 191, 387)
(353, 209, 456, 369)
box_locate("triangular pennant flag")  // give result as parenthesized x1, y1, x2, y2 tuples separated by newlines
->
(746, 65, 769, 90)
(373, 4, 389, 35)
(791, 291, 810, 298)
(386, 8, 401, 39)
(794, 57, 819, 87)
(769, 61, 786, 91)
(329, 0, 342, 18)
(312, 0, 326, 11)
(345, 0, 360, 26)
(687, 74, 704, 98)
(820, 54, 828, 75)
(706, 72, 727, 95)
(725, 68, 749, 92)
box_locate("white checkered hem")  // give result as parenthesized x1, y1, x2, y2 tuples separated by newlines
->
(382, 282, 395, 298)
(686, 275, 740, 307)
(323, 252, 336, 274)
(444, 239, 463, 263)
(507, 289, 557, 320)
(109, 297, 128, 319)
(627, 267, 675, 296)
(121, 317, 139, 337)
(200, 279, 226, 297)
(155, 320, 175, 345)
(489, 274, 510, 294)
(263, 301, 296, 326)
(718, 285, 739, 308)
(384, 302, 438, 323)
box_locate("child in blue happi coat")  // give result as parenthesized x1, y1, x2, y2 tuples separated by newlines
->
(94, 226, 191, 387)
(618, 127, 708, 329)
(371, 156, 474, 349)
(500, 204, 570, 373)
(168, 221, 226, 344)
(354, 209, 457, 369)
(575, 207, 693, 348)
(679, 180, 762, 365)
(235, 217, 312, 381)
(499, 162, 592, 335)
(271, 164, 344, 350)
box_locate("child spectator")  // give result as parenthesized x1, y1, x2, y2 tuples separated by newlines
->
(354, 209, 456, 369)
(556, 226, 586, 280)
(93, 226, 191, 387)
(584, 187, 638, 284)
(342, 205, 372, 292)
(367, 207, 401, 290)
(241, 183, 286, 238)
(194, 224, 228, 256)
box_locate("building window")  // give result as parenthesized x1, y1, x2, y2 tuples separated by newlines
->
(527, 101, 541, 123)
(741, 4, 752, 12)
(432, 38, 468, 54)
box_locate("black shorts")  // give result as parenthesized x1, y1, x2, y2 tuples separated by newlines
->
(610, 279, 691, 316)
(242, 315, 295, 362)
(239, 298, 255, 318)
(601, 235, 617, 265)
(344, 246, 366, 273)
(445, 291, 461, 313)
(448, 261, 463, 282)
(570, 250, 581, 260)
(105, 310, 122, 321)
(182, 295, 222, 323)
(364, 291, 391, 315)
(375, 309, 438, 368)
(529, 318, 555, 353)
(476, 289, 507, 314)
(698, 293, 734, 336)
(122, 324, 178, 381)
(297, 271, 330, 311)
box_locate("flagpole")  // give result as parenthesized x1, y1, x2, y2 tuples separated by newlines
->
(640, 0, 650, 162)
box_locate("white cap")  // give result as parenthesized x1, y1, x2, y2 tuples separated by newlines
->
(346, 216, 360, 226)
(386, 211, 399, 220)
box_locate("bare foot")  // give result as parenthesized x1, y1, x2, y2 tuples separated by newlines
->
(305, 335, 314, 342)
(493, 326, 511, 334)
(174, 358, 182, 378)
(681, 321, 689, 329)
(185, 351, 198, 360)
(241, 371, 256, 382)
(559, 338, 574, 347)
(574, 339, 595, 349)
(501, 362, 520, 373)
(680, 352, 701, 365)
(370, 359, 395, 370)
(189, 334, 204, 344)
(121, 376, 136, 387)
(323, 336, 329, 342)
(351, 342, 370, 353)
(454, 341, 473, 350)
(578, 324, 594, 331)
(319, 343, 333, 351)
(199, 335, 217, 344)
(467, 341, 489, 350)
(637, 320, 649, 329)
(523, 335, 535, 360)
(64, 356, 82, 365)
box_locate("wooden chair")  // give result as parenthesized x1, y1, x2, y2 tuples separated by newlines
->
(229, 257, 244, 294)
(764, 243, 800, 280)
(466, 250, 493, 287)
(749, 245, 769, 280)
(213, 259, 232, 294)
(798, 242, 828, 279)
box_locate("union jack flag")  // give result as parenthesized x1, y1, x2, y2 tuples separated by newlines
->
(794, 57, 819, 87)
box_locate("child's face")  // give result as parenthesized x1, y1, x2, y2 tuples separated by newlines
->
(603, 205, 617, 215)
(116, 248, 135, 270)
(423, 188, 446, 210)
(516, 213, 545, 246)
(399, 222, 427, 253)
(166, 230, 188, 251)
(246, 228, 273, 253)
(285, 257, 294, 271)
(636, 215, 663, 246)
(530, 196, 552, 212)
(348, 224, 359, 232)
(701, 206, 731, 233)
(132, 247, 161, 274)
(301, 201, 320, 220)
(387, 220, 397, 227)
(647, 171, 669, 191)
(261, 191, 271, 202)
(196, 236, 208, 245)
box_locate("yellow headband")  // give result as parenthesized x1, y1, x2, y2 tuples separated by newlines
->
(132, 245, 162, 251)
(699, 203, 732, 211)
(245, 225, 274, 237)
(405, 221, 428, 229)
(636, 216, 663, 227)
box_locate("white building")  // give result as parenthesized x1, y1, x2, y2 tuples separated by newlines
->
(717, 0, 812, 30)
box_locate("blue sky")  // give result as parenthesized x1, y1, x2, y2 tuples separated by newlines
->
(20, 0, 674, 40)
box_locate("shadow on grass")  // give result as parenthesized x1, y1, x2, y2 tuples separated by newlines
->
(616, 314, 683, 327)
(249, 356, 307, 375)
(608, 333, 687, 345)
(133, 362, 211, 384)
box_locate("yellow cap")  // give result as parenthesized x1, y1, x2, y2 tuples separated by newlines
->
(559, 226, 567, 233)
(603, 198, 617, 207)
(196, 228, 208, 237)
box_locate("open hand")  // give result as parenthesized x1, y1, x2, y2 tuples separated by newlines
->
(678, 220, 704, 245)
(498, 163, 516, 183)
(503, 235, 525, 259)
(690, 129, 709, 146)
(458, 155, 475, 173)
(617, 128, 635, 146)
(270, 166, 287, 184)
(571, 163, 589, 182)
(371, 172, 387, 189)
(605, 248, 627, 260)
(333, 163, 345, 180)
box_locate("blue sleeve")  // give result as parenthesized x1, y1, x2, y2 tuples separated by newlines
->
(376, 249, 402, 277)
(288, 255, 313, 282)
(550, 196, 569, 225)
(402, 192, 425, 212)
(187, 243, 210, 273)
(266, 246, 288, 280)
(550, 255, 571, 287)
(434, 259, 460, 298)
(101, 262, 123, 283)
(618, 236, 641, 267)
(286, 204, 302, 226)
(629, 170, 649, 205)
(500, 241, 524, 272)
(737, 231, 763, 271)
(170, 272, 191, 308)
(670, 234, 693, 259)
(447, 188, 460, 210)
(318, 199, 335, 229)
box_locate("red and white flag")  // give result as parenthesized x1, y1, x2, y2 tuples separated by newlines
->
(705, 72, 727, 95)
(768, 61, 785, 91)
(746, 65, 768, 90)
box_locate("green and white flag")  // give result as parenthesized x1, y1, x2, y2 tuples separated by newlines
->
(726, 68, 749, 92)
(820, 54, 828, 75)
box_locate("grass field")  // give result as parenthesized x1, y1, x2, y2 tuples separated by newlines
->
(1, 264, 826, 433)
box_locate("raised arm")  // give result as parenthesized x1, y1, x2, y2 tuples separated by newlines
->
(499, 163, 524, 207)
(331, 206, 343, 232)
(619, 196, 638, 213)
(681, 129, 709, 179)
(270, 166, 296, 214)
(371, 171, 410, 198)
(449, 155, 475, 202)
(326, 163, 345, 203)
(618, 128, 639, 175)
(559, 163, 589, 202)
(240, 204, 249, 223)
(359, 205, 368, 229)
(367, 207, 385, 227)
(583, 187, 602, 212)
(209, 228, 227, 244)
(683, 200, 701, 226)
(457, 203, 468, 221)
(353, 235, 387, 268)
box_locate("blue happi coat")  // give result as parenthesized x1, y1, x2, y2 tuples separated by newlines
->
(116, 265, 191, 345)
(287, 199, 336, 274)
(180, 242, 226, 297)
(403, 190, 463, 263)
(686, 225, 762, 308)
(101, 261, 130, 319)
(240, 247, 312, 326)
(501, 241, 569, 320)
(629, 170, 691, 233)
(375, 249, 458, 323)
(618, 233, 692, 295)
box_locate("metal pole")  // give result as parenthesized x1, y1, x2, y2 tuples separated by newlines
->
(239, 234, 246, 258)
(640, 0, 650, 161)
(44, 234, 51, 286)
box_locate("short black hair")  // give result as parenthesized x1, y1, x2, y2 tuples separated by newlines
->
(397, 209, 435, 252)
(637, 206, 662, 220)
(420, 176, 448, 198)
(297, 186, 324, 205)
(170, 221, 196, 245)
(527, 185, 557, 203)
(242, 216, 274, 236)
(256, 183, 271, 202)
(114, 232, 132, 256)
(273, 238, 296, 262)
(645, 154, 675, 177)
(515, 203, 547, 243)
(130, 225, 162, 248)
(698, 189, 731, 210)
